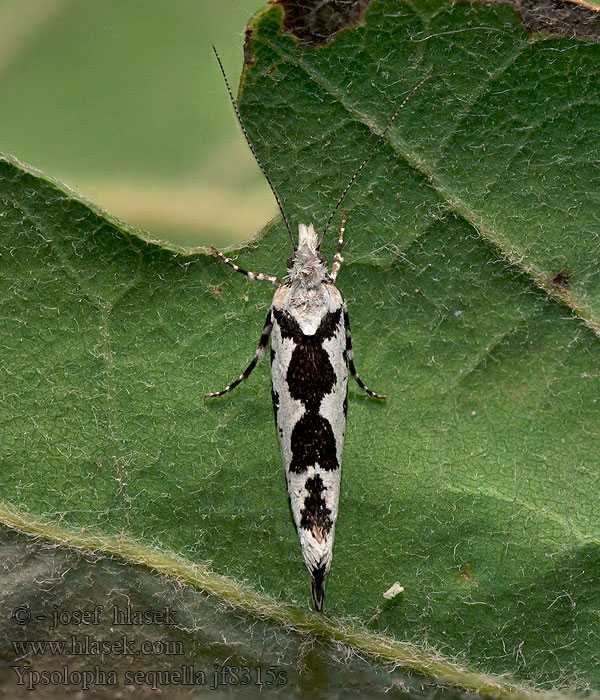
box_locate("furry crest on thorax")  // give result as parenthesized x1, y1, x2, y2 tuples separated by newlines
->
(287, 224, 329, 289)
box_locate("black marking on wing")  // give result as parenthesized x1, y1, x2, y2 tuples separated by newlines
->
(273, 308, 342, 410)
(287, 492, 298, 531)
(287, 344, 336, 409)
(312, 563, 327, 589)
(274, 307, 341, 344)
(272, 307, 303, 343)
(270, 346, 276, 363)
(315, 308, 342, 341)
(300, 474, 332, 538)
(290, 413, 338, 472)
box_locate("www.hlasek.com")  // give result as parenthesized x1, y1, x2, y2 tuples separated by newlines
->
(12, 635, 184, 657)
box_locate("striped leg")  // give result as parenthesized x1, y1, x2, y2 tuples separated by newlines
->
(204, 310, 273, 398)
(211, 245, 281, 287)
(330, 210, 346, 283)
(343, 303, 386, 399)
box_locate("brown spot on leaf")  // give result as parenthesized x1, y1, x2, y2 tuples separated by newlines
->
(457, 564, 472, 581)
(470, 0, 600, 42)
(271, 0, 374, 46)
(243, 25, 256, 69)
(209, 285, 223, 297)
(550, 268, 572, 289)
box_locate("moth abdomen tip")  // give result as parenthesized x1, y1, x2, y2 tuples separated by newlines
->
(310, 564, 327, 613)
(311, 579, 325, 614)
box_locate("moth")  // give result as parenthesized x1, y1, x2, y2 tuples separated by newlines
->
(205, 47, 428, 612)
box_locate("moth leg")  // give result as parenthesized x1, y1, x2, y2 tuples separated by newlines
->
(210, 245, 281, 287)
(329, 210, 346, 283)
(343, 303, 387, 399)
(204, 310, 273, 398)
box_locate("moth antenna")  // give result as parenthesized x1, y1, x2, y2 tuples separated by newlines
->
(213, 45, 296, 251)
(318, 75, 431, 250)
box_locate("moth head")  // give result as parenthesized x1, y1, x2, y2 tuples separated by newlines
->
(286, 223, 329, 287)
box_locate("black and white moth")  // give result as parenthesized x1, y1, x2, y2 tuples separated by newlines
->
(205, 47, 428, 612)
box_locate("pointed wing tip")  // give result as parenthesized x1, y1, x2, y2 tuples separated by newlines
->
(310, 564, 328, 613)
(311, 579, 325, 613)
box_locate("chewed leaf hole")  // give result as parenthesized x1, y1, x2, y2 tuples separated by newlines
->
(272, 0, 374, 45)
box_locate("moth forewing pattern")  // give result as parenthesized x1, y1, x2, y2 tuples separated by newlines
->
(271, 223, 349, 612)
(205, 46, 428, 612)
(205, 220, 383, 612)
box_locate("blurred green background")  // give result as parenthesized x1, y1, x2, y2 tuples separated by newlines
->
(0, 0, 273, 246)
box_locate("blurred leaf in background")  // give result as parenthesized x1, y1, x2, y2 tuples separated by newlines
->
(0, 0, 273, 246)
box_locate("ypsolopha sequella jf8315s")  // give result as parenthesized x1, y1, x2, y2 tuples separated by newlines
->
(205, 47, 429, 612)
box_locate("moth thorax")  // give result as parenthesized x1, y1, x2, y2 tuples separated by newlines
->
(288, 223, 328, 288)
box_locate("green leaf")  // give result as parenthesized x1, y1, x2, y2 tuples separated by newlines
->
(1, 0, 599, 693)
